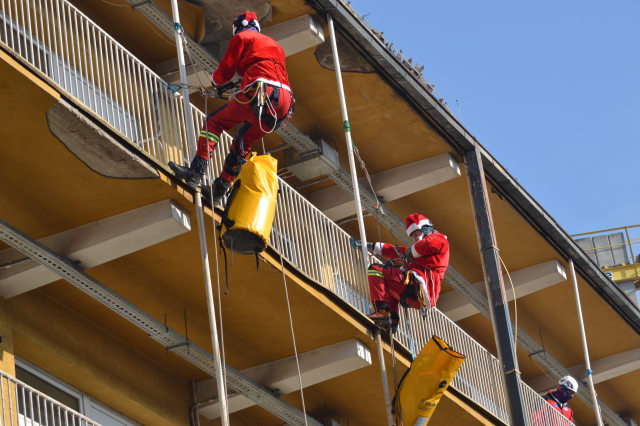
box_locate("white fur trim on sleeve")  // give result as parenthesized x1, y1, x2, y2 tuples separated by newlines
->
(373, 242, 384, 256)
(411, 243, 422, 258)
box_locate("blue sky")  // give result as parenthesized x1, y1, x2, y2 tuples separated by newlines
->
(346, 0, 640, 237)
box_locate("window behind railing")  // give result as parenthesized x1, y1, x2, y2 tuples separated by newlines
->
(1, 370, 99, 426)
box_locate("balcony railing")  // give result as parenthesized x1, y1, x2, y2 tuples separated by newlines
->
(0, 0, 574, 424)
(0, 370, 101, 426)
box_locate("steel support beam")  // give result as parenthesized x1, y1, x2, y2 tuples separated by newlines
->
(0, 217, 322, 426)
(464, 148, 528, 426)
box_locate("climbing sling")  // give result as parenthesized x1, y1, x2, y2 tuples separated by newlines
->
(392, 335, 465, 426)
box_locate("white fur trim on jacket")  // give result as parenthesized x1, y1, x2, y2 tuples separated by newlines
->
(410, 243, 422, 259)
(406, 218, 433, 236)
(373, 242, 384, 256)
(410, 271, 431, 308)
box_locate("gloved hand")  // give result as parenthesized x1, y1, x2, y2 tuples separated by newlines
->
(350, 238, 373, 252)
(403, 249, 414, 264)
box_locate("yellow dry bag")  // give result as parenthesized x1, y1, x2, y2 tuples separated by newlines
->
(219, 153, 278, 255)
(393, 335, 465, 426)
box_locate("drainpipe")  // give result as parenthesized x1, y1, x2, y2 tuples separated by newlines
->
(327, 15, 391, 426)
(169, 2, 230, 425)
(569, 259, 605, 426)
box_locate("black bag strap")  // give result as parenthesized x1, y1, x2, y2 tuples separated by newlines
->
(391, 365, 412, 415)
(215, 179, 242, 295)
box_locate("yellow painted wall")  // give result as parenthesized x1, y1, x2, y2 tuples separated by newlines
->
(7, 290, 192, 426)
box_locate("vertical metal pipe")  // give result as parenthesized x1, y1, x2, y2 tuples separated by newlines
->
(35, 0, 45, 72)
(1, 0, 8, 49)
(464, 147, 528, 426)
(190, 381, 201, 426)
(169, 0, 196, 156)
(0, 376, 5, 426)
(624, 227, 639, 279)
(194, 193, 230, 426)
(326, 14, 369, 270)
(85, 20, 97, 111)
(15, 0, 23, 56)
(72, 11, 83, 104)
(25, 0, 34, 65)
(569, 259, 604, 426)
(169, 1, 228, 423)
(114, 45, 127, 135)
(374, 329, 394, 426)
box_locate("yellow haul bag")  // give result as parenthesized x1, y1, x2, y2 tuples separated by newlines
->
(393, 335, 465, 426)
(220, 153, 278, 255)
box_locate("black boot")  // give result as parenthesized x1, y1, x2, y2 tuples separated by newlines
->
(168, 156, 207, 187)
(367, 301, 391, 324)
(210, 177, 231, 207)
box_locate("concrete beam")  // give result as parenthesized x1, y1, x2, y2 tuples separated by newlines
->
(310, 153, 460, 221)
(196, 339, 371, 419)
(0, 200, 190, 298)
(438, 260, 566, 322)
(157, 15, 324, 92)
(527, 348, 640, 392)
(46, 99, 159, 179)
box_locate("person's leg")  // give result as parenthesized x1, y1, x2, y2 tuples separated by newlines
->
(210, 86, 292, 203)
(367, 264, 406, 325)
(168, 94, 255, 186)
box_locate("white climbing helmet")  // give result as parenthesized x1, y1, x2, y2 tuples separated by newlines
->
(559, 376, 579, 393)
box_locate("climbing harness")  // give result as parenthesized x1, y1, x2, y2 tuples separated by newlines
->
(392, 336, 466, 426)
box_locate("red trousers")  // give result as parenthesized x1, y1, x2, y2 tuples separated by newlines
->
(196, 85, 291, 175)
(368, 264, 420, 314)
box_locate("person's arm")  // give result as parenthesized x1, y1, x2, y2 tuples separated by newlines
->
(212, 36, 245, 85)
(411, 233, 448, 259)
(380, 243, 406, 260)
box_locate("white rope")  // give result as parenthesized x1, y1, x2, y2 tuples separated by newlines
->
(277, 227, 308, 426)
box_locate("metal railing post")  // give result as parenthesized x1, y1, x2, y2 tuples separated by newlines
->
(624, 227, 639, 278)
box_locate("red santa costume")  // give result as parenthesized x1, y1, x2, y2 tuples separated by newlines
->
(168, 12, 293, 201)
(367, 214, 449, 324)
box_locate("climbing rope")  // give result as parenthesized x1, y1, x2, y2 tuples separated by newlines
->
(389, 328, 403, 426)
(403, 306, 416, 360)
(277, 217, 309, 426)
(499, 254, 519, 365)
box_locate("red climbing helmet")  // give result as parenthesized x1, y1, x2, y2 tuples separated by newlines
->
(232, 11, 261, 35)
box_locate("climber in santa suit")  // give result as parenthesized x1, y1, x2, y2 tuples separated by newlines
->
(169, 11, 293, 204)
(350, 214, 449, 332)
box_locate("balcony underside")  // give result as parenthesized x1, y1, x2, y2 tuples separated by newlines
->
(0, 47, 502, 426)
